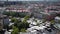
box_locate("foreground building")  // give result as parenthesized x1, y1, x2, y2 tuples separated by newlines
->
(0, 15, 3, 31)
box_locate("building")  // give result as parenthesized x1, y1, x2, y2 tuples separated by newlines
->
(5, 5, 30, 13)
(0, 15, 3, 31)
(55, 16, 60, 22)
(3, 15, 10, 29)
(54, 16, 60, 30)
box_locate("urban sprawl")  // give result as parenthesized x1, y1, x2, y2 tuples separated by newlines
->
(0, 1, 60, 34)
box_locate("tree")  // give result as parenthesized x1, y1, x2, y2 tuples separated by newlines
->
(18, 13, 26, 17)
(23, 15, 30, 23)
(3, 11, 10, 16)
(20, 28, 26, 32)
(17, 22, 29, 30)
(50, 20, 55, 24)
(11, 26, 19, 34)
(9, 12, 16, 17)
(3, 11, 17, 17)
(24, 15, 30, 20)
(11, 18, 19, 23)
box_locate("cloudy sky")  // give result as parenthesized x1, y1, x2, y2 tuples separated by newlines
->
(0, 0, 59, 1)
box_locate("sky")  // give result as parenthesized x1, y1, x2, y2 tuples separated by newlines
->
(0, 0, 60, 1)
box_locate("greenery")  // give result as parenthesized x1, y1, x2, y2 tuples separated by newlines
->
(20, 28, 26, 32)
(15, 22, 29, 31)
(23, 15, 30, 23)
(3, 11, 16, 16)
(3, 11, 27, 17)
(3, 12, 30, 33)
(11, 26, 19, 34)
(11, 15, 30, 32)
(50, 20, 55, 24)
(18, 13, 27, 17)
(11, 17, 19, 23)
(24, 15, 30, 19)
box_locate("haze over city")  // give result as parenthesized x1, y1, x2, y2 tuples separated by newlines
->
(0, 0, 60, 1)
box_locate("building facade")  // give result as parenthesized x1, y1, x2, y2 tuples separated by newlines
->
(0, 15, 3, 31)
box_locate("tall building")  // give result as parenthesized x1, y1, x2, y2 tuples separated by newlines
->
(0, 14, 3, 31)
(0, 7, 5, 31)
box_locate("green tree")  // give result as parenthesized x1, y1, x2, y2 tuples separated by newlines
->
(11, 18, 19, 23)
(11, 26, 19, 34)
(20, 28, 26, 32)
(3, 11, 10, 16)
(9, 12, 16, 17)
(23, 15, 30, 23)
(50, 20, 55, 24)
(18, 13, 26, 17)
(17, 22, 29, 31)
(3, 11, 17, 17)
(24, 15, 30, 20)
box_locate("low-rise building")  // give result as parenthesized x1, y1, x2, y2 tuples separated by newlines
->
(54, 16, 60, 30)
(55, 16, 60, 22)
(5, 7, 30, 13)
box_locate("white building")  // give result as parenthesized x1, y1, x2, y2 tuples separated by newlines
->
(54, 16, 60, 30)
(55, 16, 60, 22)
